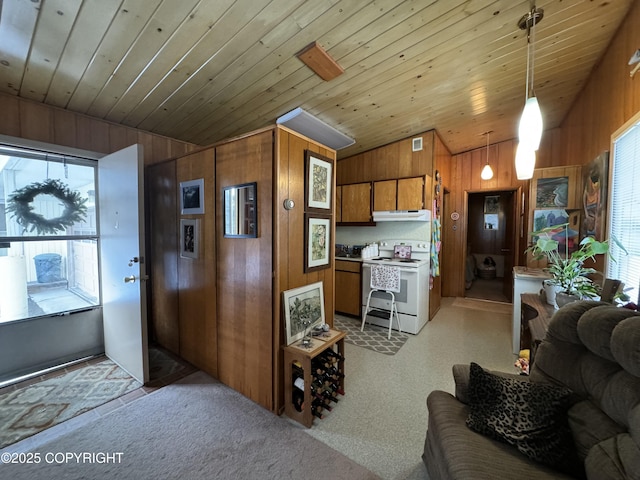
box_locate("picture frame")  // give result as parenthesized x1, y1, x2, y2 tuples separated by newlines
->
(483, 195, 500, 213)
(304, 150, 333, 212)
(180, 178, 205, 215)
(579, 151, 609, 241)
(304, 214, 331, 273)
(536, 176, 569, 208)
(484, 213, 499, 230)
(283, 281, 326, 346)
(180, 218, 199, 259)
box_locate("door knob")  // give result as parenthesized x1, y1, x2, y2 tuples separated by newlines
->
(124, 275, 136, 283)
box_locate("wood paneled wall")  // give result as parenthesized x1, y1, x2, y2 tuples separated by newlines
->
(0, 92, 196, 165)
(275, 126, 336, 413)
(216, 130, 275, 410)
(560, 1, 640, 169)
(337, 131, 434, 184)
(146, 160, 179, 354)
(432, 138, 529, 298)
(177, 150, 217, 375)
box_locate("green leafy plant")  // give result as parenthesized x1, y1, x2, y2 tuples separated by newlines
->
(526, 223, 626, 299)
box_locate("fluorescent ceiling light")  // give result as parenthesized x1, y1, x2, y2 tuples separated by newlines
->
(277, 107, 355, 150)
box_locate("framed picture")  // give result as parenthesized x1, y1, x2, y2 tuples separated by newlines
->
(532, 209, 580, 257)
(305, 150, 333, 212)
(180, 178, 205, 215)
(580, 151, 609, 241)
(305, 214, 331, 273)
(180, 219, 199, 259)
(483, 195, 500, 213)
(536, 176, 569, 208)
(283, 281, 326, 346)
(484, 213, 499, 230)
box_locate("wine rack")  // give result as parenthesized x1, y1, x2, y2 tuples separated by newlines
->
(283, 329, 346, 428)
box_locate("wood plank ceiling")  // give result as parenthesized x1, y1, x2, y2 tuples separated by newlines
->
(0, 0, 634, 157)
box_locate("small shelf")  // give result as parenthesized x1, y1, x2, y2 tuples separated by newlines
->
(283, 329, 346, 428)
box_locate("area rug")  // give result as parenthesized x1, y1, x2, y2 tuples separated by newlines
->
(0, 371, 380, 480)
(452, 297, 512, 314)
(0, 359, 140, 449)
(334, 314, 409, 355)
(147, 346, 195, 386)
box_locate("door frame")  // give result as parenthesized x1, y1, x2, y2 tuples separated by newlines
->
(463, 188, 520, 302)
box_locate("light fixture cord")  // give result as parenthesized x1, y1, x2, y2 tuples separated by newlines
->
(486, 131, 490, 165)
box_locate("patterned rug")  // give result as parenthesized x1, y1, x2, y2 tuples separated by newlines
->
(334, 314, 409, 355)
(0, 359, 141, 448)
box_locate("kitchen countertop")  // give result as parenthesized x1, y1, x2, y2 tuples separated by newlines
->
(335, 256, 363, 262)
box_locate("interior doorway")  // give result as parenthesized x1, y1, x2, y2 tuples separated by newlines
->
(465, 190, 517, 304)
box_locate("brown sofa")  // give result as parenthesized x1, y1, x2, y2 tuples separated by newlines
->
(423, 301, 640, 479)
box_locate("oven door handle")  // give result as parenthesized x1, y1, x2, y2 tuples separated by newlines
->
(362, 264, 417, 274)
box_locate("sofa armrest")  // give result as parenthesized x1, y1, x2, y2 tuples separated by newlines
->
(452, 364, 531, 404)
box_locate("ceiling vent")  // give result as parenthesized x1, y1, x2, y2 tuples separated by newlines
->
(276, 107, 355, 150)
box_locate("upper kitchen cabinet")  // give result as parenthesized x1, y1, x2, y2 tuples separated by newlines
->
(340, 182, 372, 223)
(397, 177, 425, 210)
(373, 177, 425, 211)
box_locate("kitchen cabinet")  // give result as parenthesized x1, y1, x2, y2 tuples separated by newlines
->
(372, 176, 424, 212)
(373, 180, 397, 211)
(335, 185, 342, 223)
(397, 176, 425, 210)
(340, 182, 372, 223)
(335, 260, 362, 316)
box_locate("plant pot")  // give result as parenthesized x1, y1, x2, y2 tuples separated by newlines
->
(555, 291, 581, 309)
(543, 280, 563, 308)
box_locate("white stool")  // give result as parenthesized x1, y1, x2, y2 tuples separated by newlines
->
(361, 264, 401, 339)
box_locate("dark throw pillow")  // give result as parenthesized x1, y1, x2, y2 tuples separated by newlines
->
(465, 362, 582, 475)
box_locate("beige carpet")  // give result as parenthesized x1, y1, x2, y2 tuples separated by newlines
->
(452, 297, 512, 315)
(1, 371, 380, 480)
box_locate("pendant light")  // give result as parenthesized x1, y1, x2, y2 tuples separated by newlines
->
(481, 131, 494, 180)
(516, 5, 544, 179)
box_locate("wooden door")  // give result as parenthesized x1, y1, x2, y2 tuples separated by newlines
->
(341, 183, 371, 222)
(397, 176, 424, 210)
(373, 180, 397, 211)
(502, 191, 516, 302)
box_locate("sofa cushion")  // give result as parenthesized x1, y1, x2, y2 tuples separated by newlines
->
(585, 434, 640, 480)
(465, 362, 581, 474)
(568, 400, 626, 461)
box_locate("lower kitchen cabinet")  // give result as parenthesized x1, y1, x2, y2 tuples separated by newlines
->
(335, 260, 361, 317)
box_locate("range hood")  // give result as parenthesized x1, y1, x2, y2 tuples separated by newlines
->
(372, 210, 431, 222)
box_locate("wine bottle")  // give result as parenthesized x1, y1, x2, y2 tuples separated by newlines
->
(292, 388, 304, 412)
(311, 403, 324, 419)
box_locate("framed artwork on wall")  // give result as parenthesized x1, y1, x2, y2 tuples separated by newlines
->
(180, 178, 205, 215)
(283, 281, 326, 346)
(304, 151, 333, 212)
(180, 218, 199, 259)
(536, 176, 569, 208)
(304, 214, 331, 272)
(580, 151, 609, 241)
(483, 195, 499, 213)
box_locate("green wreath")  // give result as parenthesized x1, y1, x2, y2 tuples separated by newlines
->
(6, 179, 88, 235)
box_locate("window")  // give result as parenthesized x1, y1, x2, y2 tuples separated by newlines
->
(0, 146, 99, 323)
(608, 117, 640, 305)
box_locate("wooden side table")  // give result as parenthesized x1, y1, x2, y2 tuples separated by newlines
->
(520, 293, 555, 363)
(283, 329, 346, 428)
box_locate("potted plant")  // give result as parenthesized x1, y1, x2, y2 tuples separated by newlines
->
(526, 224, 624, 307)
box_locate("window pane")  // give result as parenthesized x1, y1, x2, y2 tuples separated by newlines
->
(0, 239, 99, 323)
(0, 154, 96, 237)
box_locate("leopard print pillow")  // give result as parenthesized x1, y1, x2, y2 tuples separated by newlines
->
(466, 362, 582, 475)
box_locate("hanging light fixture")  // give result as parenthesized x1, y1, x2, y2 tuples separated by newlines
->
(516, 5, 544, 179)
(481, 131, 494, 180)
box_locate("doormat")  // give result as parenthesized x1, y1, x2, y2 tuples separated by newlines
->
(0, 359, 141, 449)
(452, 297, 512, 314)
(334, 314, 409, 356)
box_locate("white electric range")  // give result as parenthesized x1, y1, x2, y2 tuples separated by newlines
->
(361, 239, 431, 334)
